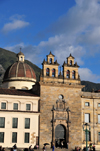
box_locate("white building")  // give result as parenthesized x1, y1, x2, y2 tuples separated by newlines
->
(0, 52, 40, 148)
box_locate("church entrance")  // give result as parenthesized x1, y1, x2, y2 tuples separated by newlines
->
(55, 124, 66, 148)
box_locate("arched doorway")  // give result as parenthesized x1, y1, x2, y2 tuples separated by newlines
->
(55, 124, 66, 148)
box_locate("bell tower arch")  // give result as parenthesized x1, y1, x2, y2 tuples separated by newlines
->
(62, 53, 80, 84)
(40, 51, 59, 82)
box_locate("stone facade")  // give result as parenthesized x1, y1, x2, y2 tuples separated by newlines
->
(39, 52, 84, 150)
(40, 82, 83, 149)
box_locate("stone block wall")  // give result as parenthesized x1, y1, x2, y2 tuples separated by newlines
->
(39, 82, 83, 149)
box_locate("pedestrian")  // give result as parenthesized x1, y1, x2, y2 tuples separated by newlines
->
(52, 144, 54, 151)
(66, 142, 68, 149)
(13, 144, 17, 151)
(61, 141, 63, 148)
(93, 145, 95, 151)
(43, 145, 46, 151)
(0, 146, 2, 151)
(2, 148, 5, 151)
(29, 145, 32, 151)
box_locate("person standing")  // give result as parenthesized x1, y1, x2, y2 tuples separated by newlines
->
(52, 144, 54, 151)
(61, 141, 63, 149)
(43, 145, 46, 151)
(13, 144, 17, 151)
(66, 142, 68, 149)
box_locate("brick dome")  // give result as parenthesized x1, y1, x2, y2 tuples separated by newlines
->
(3, 61, 36, 81)
(2, 51, 36, 90)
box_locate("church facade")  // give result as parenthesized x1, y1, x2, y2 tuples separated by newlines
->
(0, 51, 100, 150)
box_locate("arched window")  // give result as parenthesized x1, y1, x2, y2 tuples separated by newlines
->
(72, 70, 75, 79)
(21, 87, 28, 90)
(46, 68, 49, 76)
(66, 70, 70, 78)
(50, 58, 52, 64)
(70, 60, 72, 66)
(52, 68, 55, 77)
(10, 87, 15, 89)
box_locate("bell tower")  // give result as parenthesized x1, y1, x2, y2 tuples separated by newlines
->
(62, 53, 80, 84)
(39, 52, 84, 150)
(40, 51, 59, 82)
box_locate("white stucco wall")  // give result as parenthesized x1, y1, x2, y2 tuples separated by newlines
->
(0, 95, 40, 148)
(2, 80, 36, 90)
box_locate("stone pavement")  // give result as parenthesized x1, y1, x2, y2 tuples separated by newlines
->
(5, 148, 72, 151)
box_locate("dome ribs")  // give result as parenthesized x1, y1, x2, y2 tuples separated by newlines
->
(9, 62, 17, 78)
(25, 64, 32, 78)
(17, 62, 25, 77)
(3, 61, 36, 82)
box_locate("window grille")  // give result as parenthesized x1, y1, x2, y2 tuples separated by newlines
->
(0, 132, 4, 142)
(1, 103, 6, 109)
(13, 103, 18, 110)
(85, 102, 90, 106)
(24, 133, 29, 143)
(25, 118, 30, 129)
(12, 118, 18, 128)
(0, 117, 5, 128)
(12, 132, 17, 143)
(26, 104, 31, 111)
(85, 113, 90, 123)
(98, 115, 100, 123)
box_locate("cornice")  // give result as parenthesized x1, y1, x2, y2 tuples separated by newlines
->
(39, 81, 84, 88)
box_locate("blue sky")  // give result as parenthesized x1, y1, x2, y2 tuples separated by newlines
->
(0, 0, 100, 83)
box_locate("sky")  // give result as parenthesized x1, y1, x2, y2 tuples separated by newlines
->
(0, 0, 100, 83)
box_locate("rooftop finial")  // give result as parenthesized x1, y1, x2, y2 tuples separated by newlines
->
(20, 47, 22, 52)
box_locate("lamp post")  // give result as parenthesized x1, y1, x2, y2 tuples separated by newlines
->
(83, 123, 91, 151)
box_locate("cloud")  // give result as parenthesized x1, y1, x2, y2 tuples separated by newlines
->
(79, 68, 100, 83)
(4, 42, 100, 83)
(4, 43, 41, 66)
(4, 0, 100, 83)
(2, 15, 29, 33)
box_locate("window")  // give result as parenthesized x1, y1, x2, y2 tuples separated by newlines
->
(85, 131, 91, 141)
(25, 118, 30, 129)
(98, 114, 100, 123)
(70, 60, 72, 65)
(85, 102, 90, 106)
(50, 58, 52, 64)
(0, 117, 5, 128)
(72, 70, 75, 79)
(98, 103, 100, 107)
(26, 104, 31, 111)
(24, 133, 30, 143)
(13, 103, 18, 110)
(66, 70, 70, 78)
(1, 102, 6, 109)
(46, 68, 49, 76)
(85, 113, 90, 123)
(12, 132, 17, 143)
(0, 132, 4, 142)
(12, 118, 18, 128)
(52, 69, 55, 77)
(98, 132, 100, 141)
(10, 87, 15, 89)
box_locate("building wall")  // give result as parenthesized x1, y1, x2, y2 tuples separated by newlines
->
(39, 82, 83, 150)
(0, 94, 40, 148)
(2, 79, 36, 90)
(81, 92, 100, 150)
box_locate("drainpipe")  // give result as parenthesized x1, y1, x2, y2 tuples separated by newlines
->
(92, 89, 95, 145)
(93, 96, 95, 144)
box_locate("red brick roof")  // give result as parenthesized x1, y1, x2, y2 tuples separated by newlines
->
(3, 61, 36, 81)
(0, 88, 39, 97)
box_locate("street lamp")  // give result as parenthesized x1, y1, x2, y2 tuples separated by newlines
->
(83, 123, 91, 151)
